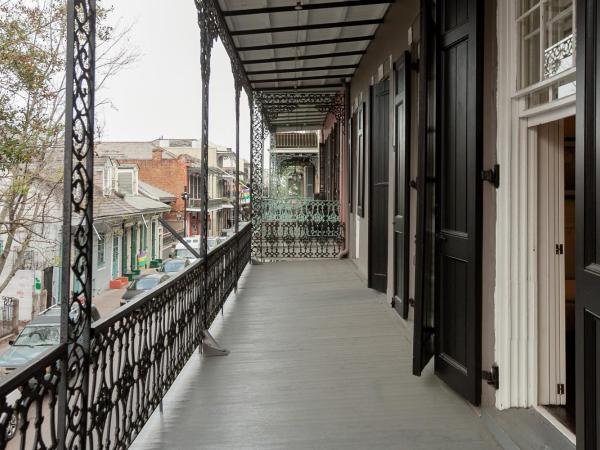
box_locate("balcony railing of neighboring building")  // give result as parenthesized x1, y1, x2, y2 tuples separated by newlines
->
(0, 223, 252, 449)
(187, 198, 232, 211)
(257, 198, 344, 259)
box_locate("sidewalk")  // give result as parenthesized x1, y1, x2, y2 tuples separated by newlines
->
(93, 268, 157, 319)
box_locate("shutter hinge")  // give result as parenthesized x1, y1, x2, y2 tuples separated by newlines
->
(557, 383, 565, 395)
(408, 298, 415, 307)
(482, 364, 499, 390)
(555, 243, 564, 255)
(482, 164, 500, 188)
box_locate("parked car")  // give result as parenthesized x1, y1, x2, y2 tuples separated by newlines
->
(120, 273, 170, 305)
(43, 303, 101, 322)
(173, 236, 229, 260)
(0, 314, 59, 378)
(158, 258, 190, 274)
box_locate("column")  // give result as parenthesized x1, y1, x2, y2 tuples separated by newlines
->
(58, 0, 96, 447)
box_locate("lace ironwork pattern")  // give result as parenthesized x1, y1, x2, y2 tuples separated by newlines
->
(59, 0, 97, 448)
(544, 34, 575, 79)
(250, 98, 266, 259)
(258, 199, 344, 258)
(87, 224, 251, 449)
(260, 221, 345, 259)
(262, 199, 340, 224)
(198, 0, 253, 96)
(255, 91, 345, 132)
(0, 345, 66, 450)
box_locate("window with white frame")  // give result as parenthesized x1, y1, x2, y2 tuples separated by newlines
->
(518, 0, 576, 106)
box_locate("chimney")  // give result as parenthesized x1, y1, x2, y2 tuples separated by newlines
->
(152, 148, 163, 161)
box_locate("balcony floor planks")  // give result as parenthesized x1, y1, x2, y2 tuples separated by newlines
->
(131, 260, 500, 450)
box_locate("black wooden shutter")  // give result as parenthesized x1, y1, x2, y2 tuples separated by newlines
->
(576, 0, 600, 447)
(393, 51, 412, 319)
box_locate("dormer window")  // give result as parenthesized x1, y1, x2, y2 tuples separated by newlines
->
(117, 167, 138, 195)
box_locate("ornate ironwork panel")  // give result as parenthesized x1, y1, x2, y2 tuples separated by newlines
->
(254, 91, 345, 132)
(261, 221, 345, 259)
(58, 0, 97, 448)
(197, 0, 253, 96)
(250, 98, 266, 259)
(258, 199, 344, 259)
(0, 345, 66, 450)
(544, 34, 575, 79)
(262, 199, 340, 224)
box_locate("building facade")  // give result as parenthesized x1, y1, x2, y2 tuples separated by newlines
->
(97, 139, 235, 239)
(220, 0, 580, 445)
(92, 158, 171, 295)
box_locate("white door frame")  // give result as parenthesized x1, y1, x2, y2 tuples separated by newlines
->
(495, 0, 576, 410)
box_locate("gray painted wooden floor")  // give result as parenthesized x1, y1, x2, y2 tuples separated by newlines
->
(131, 260, 501, 450)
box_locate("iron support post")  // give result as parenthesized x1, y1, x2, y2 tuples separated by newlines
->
(58, 0, 96, 448)
(197, 1, 216, 260)
(234, 80, 241, 234)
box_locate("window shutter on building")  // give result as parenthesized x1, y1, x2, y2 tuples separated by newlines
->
(118, 171, 134, 195)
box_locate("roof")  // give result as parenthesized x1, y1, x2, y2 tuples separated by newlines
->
(96, 142, 177, 160)
(94, 186, 140, 220)
(138, 181, 176, 202)
(94, 185, 170, 222)
(123, 195, 171, 213)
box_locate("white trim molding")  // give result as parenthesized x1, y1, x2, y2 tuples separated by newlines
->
(495, 0, 576, 411)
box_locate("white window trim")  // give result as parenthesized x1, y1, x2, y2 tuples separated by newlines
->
(97, 233, 106, 269)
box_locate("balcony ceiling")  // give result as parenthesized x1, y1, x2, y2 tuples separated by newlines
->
(217, 0, 393, 130)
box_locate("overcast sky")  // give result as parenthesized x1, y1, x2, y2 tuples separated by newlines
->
(97, 0, 251, 159)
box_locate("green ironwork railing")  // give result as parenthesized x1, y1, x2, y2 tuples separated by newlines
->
(257, 198, 344, 259)
(261, 198, 340, 223)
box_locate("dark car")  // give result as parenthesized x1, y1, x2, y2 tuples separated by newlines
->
(120, 273, 170, 305)
(158, 258, 190, 274)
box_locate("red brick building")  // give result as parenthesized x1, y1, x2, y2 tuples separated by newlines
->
(97, 140, 232, 239)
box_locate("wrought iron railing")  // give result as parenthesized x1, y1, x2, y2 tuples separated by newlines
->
(262, 198, 340, 224)
(0, 224, 251, 450)
(257, 199, 344, 259)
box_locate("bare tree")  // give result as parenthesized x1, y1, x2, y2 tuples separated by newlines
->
(0, 0, 139, 292)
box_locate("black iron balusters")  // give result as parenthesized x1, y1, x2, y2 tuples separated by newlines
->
(88, 225, 251, 449)
(0, 225, 251, 450)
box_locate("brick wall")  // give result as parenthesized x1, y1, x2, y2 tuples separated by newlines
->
(118, 156, 188, 219)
